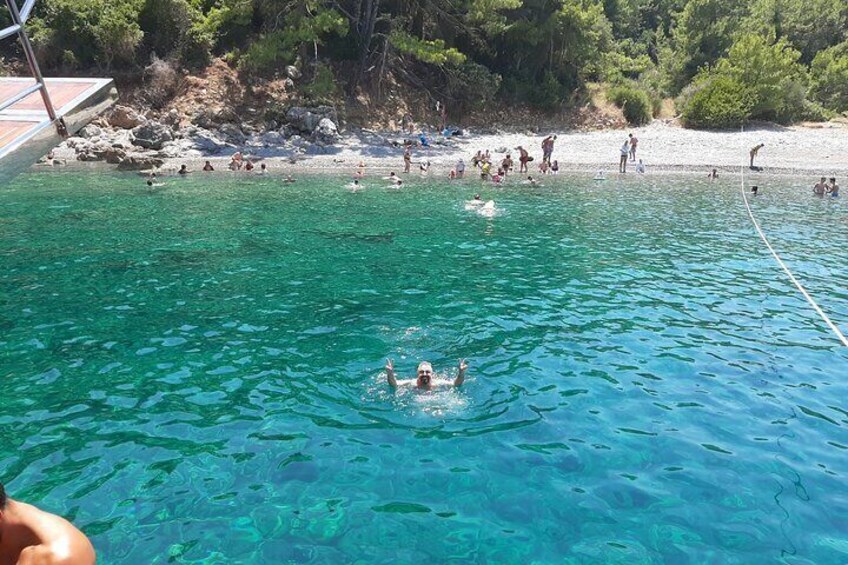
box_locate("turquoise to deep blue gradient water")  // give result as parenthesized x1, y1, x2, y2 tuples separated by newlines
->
(1, 170, 847, 563)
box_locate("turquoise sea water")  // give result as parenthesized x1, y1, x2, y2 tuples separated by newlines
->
(1, 170, 847, 563)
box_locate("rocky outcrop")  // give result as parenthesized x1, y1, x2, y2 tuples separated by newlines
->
(313, 117, 339, 145)
(131, 122, 174, 150)
(116, 154, 165, 171)
(286, 106, 338, 134)
(108, 105, 146, 129)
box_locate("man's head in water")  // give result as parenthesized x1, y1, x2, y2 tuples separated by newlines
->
(474, 194, 481, 200)
(416, 362, 434, 387)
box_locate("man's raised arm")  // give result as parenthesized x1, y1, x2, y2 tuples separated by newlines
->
(385, 359, 398, 388)
(454, 359, 468, 386)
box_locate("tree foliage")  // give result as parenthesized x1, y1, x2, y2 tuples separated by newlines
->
(12, 0, 848, 124)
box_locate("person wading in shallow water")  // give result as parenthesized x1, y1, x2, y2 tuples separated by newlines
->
(385, 359, 468, 390)
(0, 482, 96, 565)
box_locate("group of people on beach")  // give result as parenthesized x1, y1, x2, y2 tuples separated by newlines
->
(401, 131, 647, 180)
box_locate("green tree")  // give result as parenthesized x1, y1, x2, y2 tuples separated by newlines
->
(662, 0, 748, 93)
(716, 33, 807, 121)
(742, 0, 848, 65)
(809, 41, 848, 113)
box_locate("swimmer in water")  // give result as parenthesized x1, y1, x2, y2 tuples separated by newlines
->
(283, 175, 296, 183)
(385, 359, 468, 390)
(524, 175, 541, 187)
(466, 193, 485, 206)
(384, 172, 399, 182)
(0, 481, 96, 565)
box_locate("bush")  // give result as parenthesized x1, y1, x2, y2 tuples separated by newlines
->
(607, 83, 653, 125)
(180, 25, 213, 70)
(679, 75, 754, 129)
(144, 56, 182, 109)
(303, 64, 339, 102)
(445, 61, 502, 113)
(529, 71, 564, 110)
(237, 31, 290, 77)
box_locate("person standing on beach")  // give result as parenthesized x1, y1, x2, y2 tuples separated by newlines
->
(501, 154, 514, 175)
(456, 159, 466, 179)
(541, 135, 555, 164)
(518, 146, 532, 173)
(403, 144, 412, 173)
(749, 143, 764, 169)
(619, 140, 630, 173)
(629, 133, 638, 161)
(0, 482, 96, 565)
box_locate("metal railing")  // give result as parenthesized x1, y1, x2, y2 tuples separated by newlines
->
(1, 0, 66, 136)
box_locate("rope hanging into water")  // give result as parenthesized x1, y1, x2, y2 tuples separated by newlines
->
(739, 141, 848, 346)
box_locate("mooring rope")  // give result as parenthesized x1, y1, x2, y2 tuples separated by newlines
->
(739, 145, 848, 346)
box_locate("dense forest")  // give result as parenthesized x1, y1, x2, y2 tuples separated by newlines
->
(5, 0, 848, 128)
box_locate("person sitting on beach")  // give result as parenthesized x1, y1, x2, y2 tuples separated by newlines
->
(449, 169, 456, 180)
(813, 177, 827, 196)
(551, 160, 559, 174)
(258, 163, 267, 174)
(594, 170, 606, 181)
(178, 164, 189, 175)
(538, 160, 549, 175)
(0, 482, 96, 565)
(283, 175, 296, 183)
(385, 359, 467, 390)
(749, 143, 764, 169)
(456, 159, 466, 179)
(827, 177, 839, 197)
(636, 159, 646, 173)
(517, 146, 532, 173)
(203, 161, 214, 172)
(244, 161, 254, 171)
(419, 161, 431, 174)
(418, 132, 430, 148)
(708, 168, 718, 180)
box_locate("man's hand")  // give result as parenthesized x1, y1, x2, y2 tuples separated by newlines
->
(386, 358, 397, 388)
(458, 359, 468, 374)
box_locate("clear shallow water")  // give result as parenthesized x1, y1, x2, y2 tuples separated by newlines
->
(1, 170, 847, 563)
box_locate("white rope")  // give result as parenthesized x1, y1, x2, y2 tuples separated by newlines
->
(740, 152, 848, 346)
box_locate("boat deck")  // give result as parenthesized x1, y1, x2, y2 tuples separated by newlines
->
(0, 77, 116, 180)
